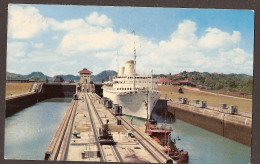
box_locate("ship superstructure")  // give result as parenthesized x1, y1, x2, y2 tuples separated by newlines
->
(103, 31, 161, 119)
(102, 60, 161, 119)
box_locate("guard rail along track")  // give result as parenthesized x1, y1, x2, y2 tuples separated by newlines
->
(44, 99, 78, 160)
(84, 92, 122, 162)
(117, 115, 173, 163)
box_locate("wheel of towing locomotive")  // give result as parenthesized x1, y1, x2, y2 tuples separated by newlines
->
(166, 159, 173, 163)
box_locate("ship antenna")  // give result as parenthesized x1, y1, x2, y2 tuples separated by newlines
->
(151, 69, 153, 91)
(116, 50, 119, 76)
(145, 90, 149, 133)
(131, 30, 136, 75)
(131, 30, 136, 90)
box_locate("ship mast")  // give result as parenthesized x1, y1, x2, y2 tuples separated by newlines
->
(132, 30, 136, 75)
(116, 50, 119, 77)
(145, 90, 149, 133)
(132, 30, 136, 90)
(151, 69, 153, 91)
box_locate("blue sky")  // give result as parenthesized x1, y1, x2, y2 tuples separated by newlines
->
(7, 4, 254, 76)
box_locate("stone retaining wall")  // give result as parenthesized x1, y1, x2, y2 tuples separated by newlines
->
(168, 101, 251, 146)
(5, 83, 76, 117)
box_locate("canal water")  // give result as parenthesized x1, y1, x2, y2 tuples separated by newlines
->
(130, 112, 251, 164)
(4, 98, 72, 160)
(5, 98, 251, 163)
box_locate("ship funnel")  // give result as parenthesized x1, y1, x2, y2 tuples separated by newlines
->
(124, 60, 135, 76)
(118, 66, 125, 77)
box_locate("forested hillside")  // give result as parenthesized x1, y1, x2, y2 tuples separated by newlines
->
(156, 71, 253, 94)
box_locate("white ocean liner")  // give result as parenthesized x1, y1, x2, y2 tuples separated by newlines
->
(102, 32, 161, 119)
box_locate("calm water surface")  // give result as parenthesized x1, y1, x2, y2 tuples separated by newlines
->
(5, 98, 71, 160)
(5, 98, 251, 163)
(130, 112, 251, 164)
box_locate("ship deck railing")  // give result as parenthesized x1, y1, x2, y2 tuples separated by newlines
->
(150, 126, 173, 131)
(103, 85, 160, 94)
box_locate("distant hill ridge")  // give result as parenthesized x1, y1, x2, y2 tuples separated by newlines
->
(6, 70, 118, 83)
(7, 72, 53, 81)
(7, 70, 252, 94)
(91, 70, 118, 82)
(155, 71, 253, 94)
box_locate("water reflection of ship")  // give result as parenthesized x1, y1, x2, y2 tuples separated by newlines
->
(145, 119, 189, 164)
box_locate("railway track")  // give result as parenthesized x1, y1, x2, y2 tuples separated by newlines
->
(91, 92, 173, 163)
(118, 115, 172, 163)
(84, 92, 122, 162)
(45, 99, 78, 160)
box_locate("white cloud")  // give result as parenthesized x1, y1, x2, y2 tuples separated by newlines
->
(95, 51, 116, 59)
(52, 36, 58, 40)
(31, 42, 43, 48)
(54, 19, 85, 31)
(220, 48, 250, 65)
(171, 20, 197, 40)
(26, 50, 61, 63)
(7, 42, 27, 58)
(58, 27, 133, 56)
(159, 20, 198, 51)
(8, 5, 56, 39)
(7, 6, 253, 76)
(198, 28, 241, 50)
(86, 12, 112, 27)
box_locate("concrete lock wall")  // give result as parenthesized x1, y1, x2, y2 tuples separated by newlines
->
(168, 102, 251, 146)
(6, 93, 40, 117)
(41, 84, 76, 98)
(168, 105, 223, 135)
(94, 84, 103, 97)
(5, 83, 76, 117)
(224, 116, 251, 146)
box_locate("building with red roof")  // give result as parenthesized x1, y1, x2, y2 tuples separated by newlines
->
(159, 77, 172, 85)
(219, 88, 229, 92)
(171, 81, 180, 86)
(231, 91, 248, 95)
(79, 68, 92, 84)
(197, 85, 211, 90)
(79, 68, 92, 74)
(174, 74, 183, 78)
(179, 80, 196, 87)
(197, 85, 205, 89)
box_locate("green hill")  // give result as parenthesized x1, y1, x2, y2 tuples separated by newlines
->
(7, 72, 53, 81)
(6, 72, 23, 79)
(158, 71, 253, 94)
(6, 70, 252, 94)
(91, 70, 118, 82)
(25, 72, 51, 81)
(6, 70, 118, 83)
(61, 75, 80, 81)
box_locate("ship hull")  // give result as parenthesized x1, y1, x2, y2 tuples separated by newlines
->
(103, 88, 161, 119)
